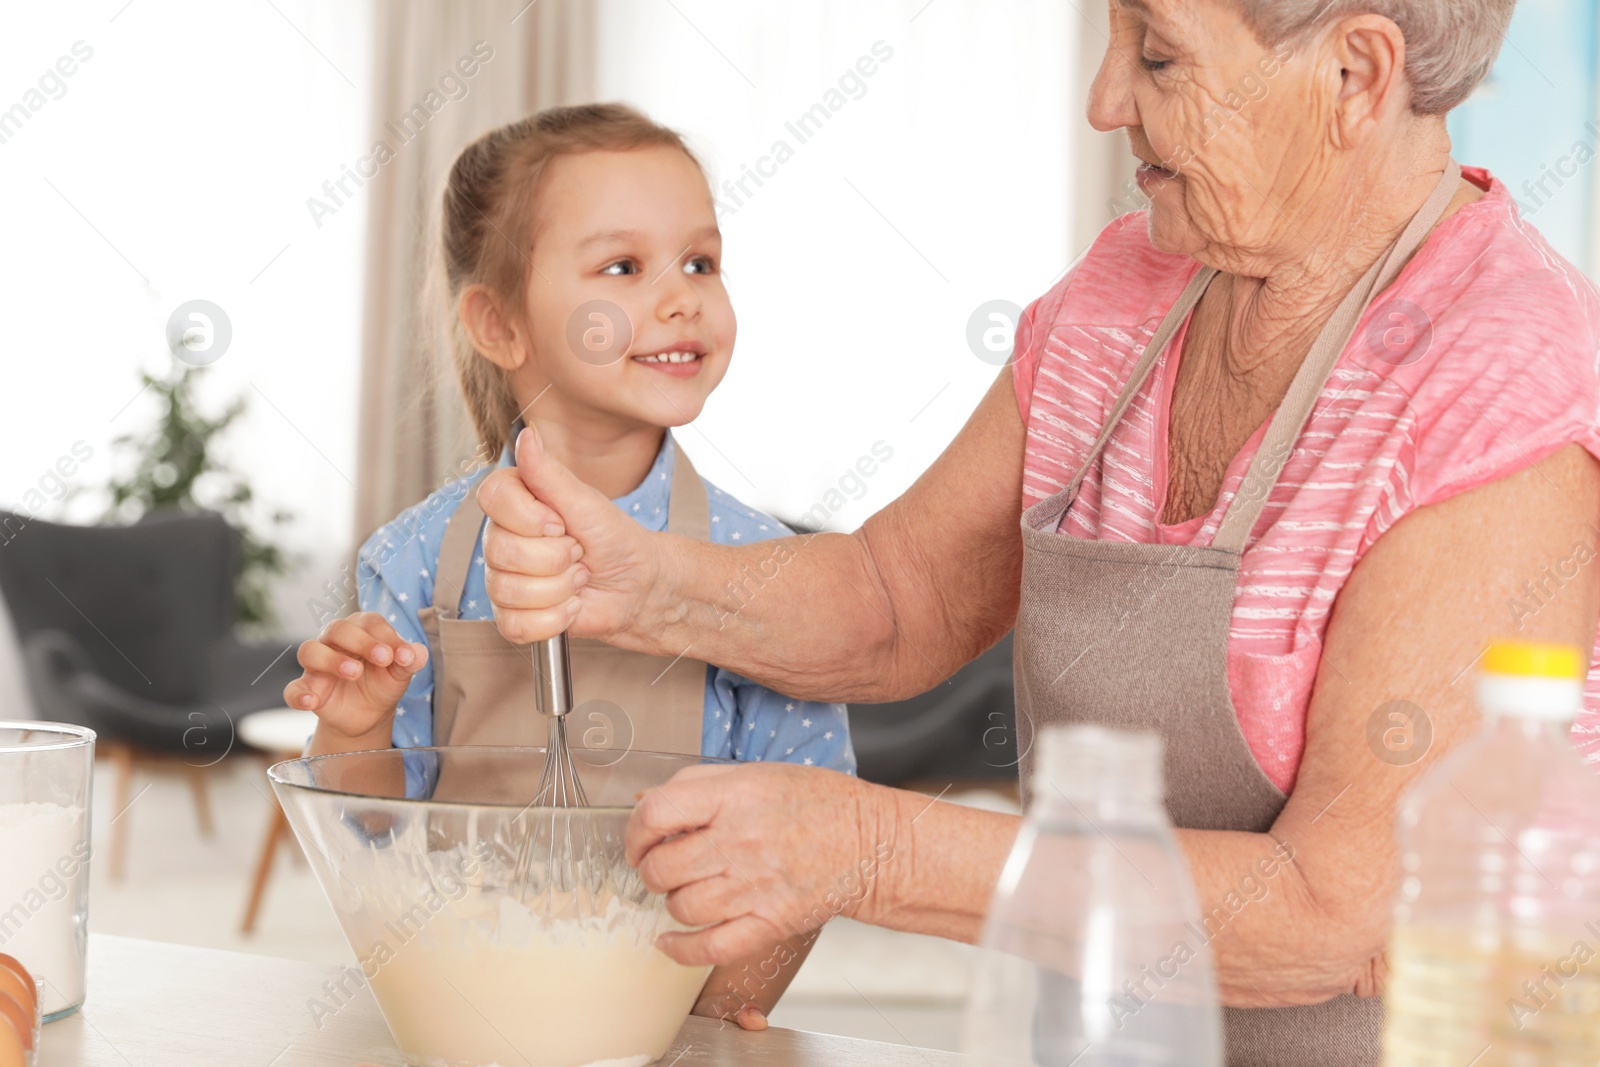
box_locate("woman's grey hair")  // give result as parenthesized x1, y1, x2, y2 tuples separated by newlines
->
(1239, 0, 1515, 115)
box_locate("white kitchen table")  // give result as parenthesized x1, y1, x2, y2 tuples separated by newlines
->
(43, 934, 971, 1066)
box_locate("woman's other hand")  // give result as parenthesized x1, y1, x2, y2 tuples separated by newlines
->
(477, 427, 661, 646)
(625, 763, 899, 967)
(284, 612, 428, 754)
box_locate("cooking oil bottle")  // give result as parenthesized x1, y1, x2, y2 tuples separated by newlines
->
(1382, 641, 1600, 1066)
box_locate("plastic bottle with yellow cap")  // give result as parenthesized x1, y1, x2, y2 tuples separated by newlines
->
(1382, 641, 1600, 1065)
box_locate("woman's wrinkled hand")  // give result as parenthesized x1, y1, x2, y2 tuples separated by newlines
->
(477, 427, 663, 646)
(625, 763, 900, 967)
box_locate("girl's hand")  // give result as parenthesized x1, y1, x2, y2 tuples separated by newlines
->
(283, 612, 428, 747)
(477, 428, 663, 645)
(692, 997, 769, 1031)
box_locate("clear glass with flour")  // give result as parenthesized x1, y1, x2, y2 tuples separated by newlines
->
(0, 722, 94, 1022)
(271, 747, 721, 1067)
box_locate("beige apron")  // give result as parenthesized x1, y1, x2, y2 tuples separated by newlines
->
(1014, 162, 1462, 1067)
(417, 438, 710, 765)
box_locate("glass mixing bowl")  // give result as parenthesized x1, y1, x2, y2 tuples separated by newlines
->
(269, 746, 721, 1067)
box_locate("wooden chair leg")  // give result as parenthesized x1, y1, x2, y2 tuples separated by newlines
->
(108, 742, 135, 882)
(262, 752, 304, 866)
(184, 765, 214, 838)
(241, 804, 289, 935)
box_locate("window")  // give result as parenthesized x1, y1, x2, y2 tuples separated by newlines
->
(1448, 0, 1600, 273)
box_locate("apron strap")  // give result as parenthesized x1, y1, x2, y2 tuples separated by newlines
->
(431, 480, 484, 620)
(428, 432, 712, 617)
(1211, 159, 1461, 552)
(1059, 264, 1219, 505)
(664, 436, 711, 542)
(1032, 160, 1462, 549)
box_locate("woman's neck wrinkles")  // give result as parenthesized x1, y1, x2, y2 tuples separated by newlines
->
(1212, 148, 1452, 379)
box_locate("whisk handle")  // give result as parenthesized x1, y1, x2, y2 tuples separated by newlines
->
(504, 427, 578, 721)
(533, 631, 575, 718)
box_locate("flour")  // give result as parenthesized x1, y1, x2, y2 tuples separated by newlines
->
(0, 803, 88, 1016)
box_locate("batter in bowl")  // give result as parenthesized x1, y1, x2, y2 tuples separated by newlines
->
(364, 891, 709, 1067)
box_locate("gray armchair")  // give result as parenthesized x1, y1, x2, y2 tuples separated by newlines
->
(849, 632, 1020, 789)
(0, 507, 302, 875)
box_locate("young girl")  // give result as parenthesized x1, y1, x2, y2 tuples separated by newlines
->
(284, 103, 854, 1029)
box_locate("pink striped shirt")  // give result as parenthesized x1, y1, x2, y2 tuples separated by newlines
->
(1014, 167, 1600, 793)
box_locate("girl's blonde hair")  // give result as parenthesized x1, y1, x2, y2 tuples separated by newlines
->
(433, 103, 703, 457)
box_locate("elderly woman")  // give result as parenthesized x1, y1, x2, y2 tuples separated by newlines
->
(476, 0, 1600, 1062)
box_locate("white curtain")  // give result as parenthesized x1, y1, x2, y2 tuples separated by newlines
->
(353, 0, 597, 541)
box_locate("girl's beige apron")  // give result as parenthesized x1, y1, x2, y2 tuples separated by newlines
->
(1014, 162, 1461, 1067)
(417, 441, 710, 766)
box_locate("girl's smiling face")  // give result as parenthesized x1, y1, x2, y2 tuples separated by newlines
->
(516, 146, 735, 433)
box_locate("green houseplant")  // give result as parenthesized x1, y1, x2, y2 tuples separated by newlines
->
(97, 366, 293, 634)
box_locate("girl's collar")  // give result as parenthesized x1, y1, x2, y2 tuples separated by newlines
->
(496, 422, 676, 525)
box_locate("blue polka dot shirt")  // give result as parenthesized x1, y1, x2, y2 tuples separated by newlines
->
(355, 434, 856, 780)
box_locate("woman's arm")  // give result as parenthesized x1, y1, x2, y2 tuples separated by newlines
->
(871, 444, 1600, 1000)
(480, 368, 1028, 703)
(627, 445, 1600, 1008)
(1195, 442, 1600, 1005)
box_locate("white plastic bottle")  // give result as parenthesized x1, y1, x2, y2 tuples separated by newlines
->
(961, 724, 1223, 1067)
(1382, 641, 1600, 1065)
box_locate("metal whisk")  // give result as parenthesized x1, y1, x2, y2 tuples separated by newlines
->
(511, 631, 591, 905)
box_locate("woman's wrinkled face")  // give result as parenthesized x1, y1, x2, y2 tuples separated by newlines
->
(1090, 0, 1311, 265)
